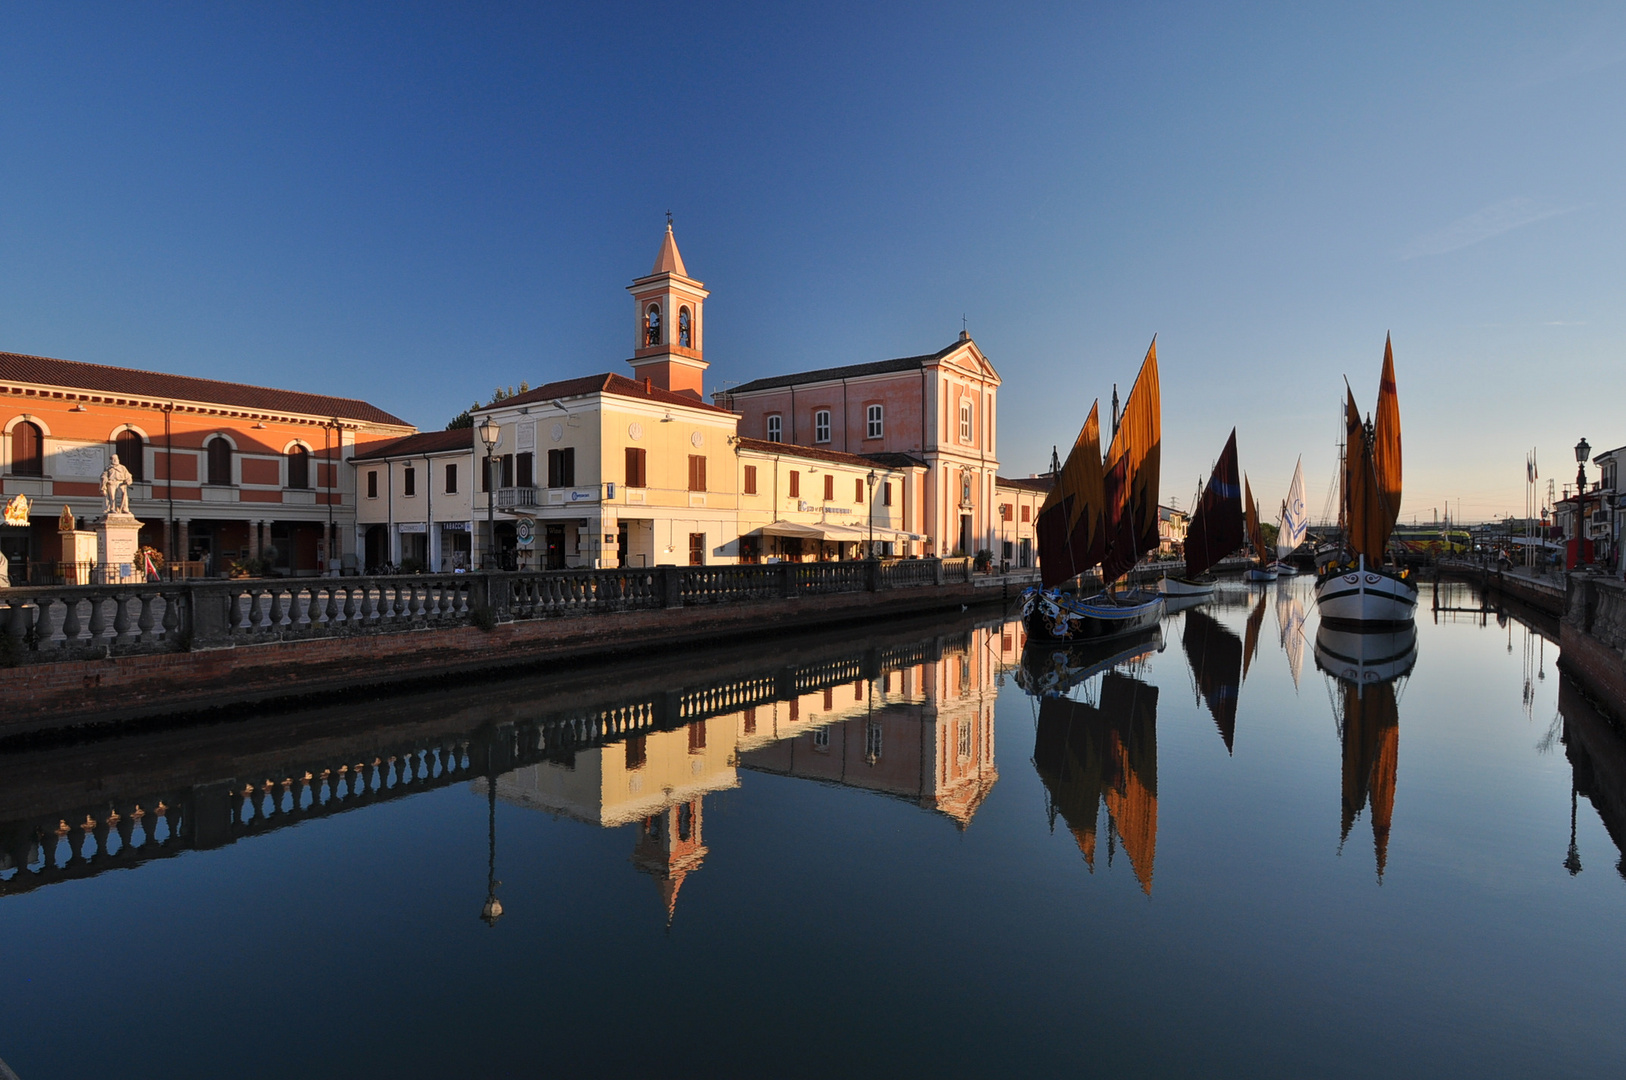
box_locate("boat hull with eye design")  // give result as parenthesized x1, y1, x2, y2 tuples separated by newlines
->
(1314, 554, 1417, 627)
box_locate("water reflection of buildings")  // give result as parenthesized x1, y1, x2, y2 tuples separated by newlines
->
(1314, 624, 1417, 878)
(1559, 678, 1626, 881)
(489, 623, 1006, 923)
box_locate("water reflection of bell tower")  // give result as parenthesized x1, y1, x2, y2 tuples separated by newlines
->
(632, 797, 708, 925)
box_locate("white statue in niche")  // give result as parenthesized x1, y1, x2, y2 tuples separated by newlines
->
(101, 453, 134, 516)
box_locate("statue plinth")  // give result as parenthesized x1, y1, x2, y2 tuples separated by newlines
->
(96, 512, 146, 585)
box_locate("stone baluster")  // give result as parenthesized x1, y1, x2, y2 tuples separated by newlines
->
(58, 595, 83, 649)
(343, 586, 361, 625)
(109, 593, 133, 645)
(136, 593, 158, 644)
(267, 588, 287, 632)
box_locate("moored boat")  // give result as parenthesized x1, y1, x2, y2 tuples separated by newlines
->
(1159, 429, 1244, 598)
(1023, 340, 1165, 642)
(1242, 475, 1278, 581)
(1273, 458, 1309, 576)
(1314, 336, 1417, 627)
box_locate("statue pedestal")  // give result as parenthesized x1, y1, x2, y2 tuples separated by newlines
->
(59, 529, 97, 585)
(96, 513, 146, 585)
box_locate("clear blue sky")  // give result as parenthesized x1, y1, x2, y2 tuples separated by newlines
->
(3, 3, 1622, 522)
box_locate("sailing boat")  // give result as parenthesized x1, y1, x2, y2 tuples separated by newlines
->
(1314, 335, 1418, 625)
(1274, 458, 1308, 576)
(1243, 476, 1278, 581)
(1024, 340, 1165, 642)
(1158, 429, 1244, 598)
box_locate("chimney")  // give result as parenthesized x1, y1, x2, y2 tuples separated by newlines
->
(645, 377, 652, 393)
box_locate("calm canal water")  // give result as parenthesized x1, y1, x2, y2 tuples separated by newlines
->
(2, 577, 1622, 1078)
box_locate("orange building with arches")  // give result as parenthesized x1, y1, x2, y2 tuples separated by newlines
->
(1, 351, 413, 582)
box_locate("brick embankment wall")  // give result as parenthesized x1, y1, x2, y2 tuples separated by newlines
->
(1558, 575, 1626, 724)
(0, 583, 997, 735)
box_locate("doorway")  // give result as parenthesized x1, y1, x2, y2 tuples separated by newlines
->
(959, 514, 973, 556)
(545, 524, 566, 570)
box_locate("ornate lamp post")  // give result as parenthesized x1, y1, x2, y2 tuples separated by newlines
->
(1576, 437, 1592, 567)
(866, 469, 877, 559)
(479, 417, 501, 570)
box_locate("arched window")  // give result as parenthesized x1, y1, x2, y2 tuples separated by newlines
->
(287, 444, 310, 489)
(115, 429, 145, 482)
(10, 421, 43, 476)
(644, 303, 662, 346)
(678, 306, 692, 348)
(814, 409, 831, 444)
(766, 415, 782, 443)
(866, 404, 883, 439)
(206, 436, 233, 486)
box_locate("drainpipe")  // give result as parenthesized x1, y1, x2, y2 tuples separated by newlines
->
(164, 403, 175, 569)
(842, 377, 849, 452)
(425, 451, 435, 570)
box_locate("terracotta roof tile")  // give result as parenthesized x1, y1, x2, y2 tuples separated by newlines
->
(0, 349, 412, 427)
(352, 428, 475, 460)
(720, 340, 965, 397)
(736, 436, 922, 471)
(478, 372, 735, 416)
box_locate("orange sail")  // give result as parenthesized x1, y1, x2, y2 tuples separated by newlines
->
(1099, 339, 1162, 585)
(1244, 475, 1270, 564)
(1340, 679, 1400, 878)
(1035, 401, 1106, 589)
(1372, 335, 1402, 542)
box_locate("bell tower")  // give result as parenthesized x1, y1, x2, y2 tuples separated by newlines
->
(626, 220, 710, 397)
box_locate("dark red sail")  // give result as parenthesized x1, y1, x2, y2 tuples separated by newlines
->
(1182, 429, 1245, 578)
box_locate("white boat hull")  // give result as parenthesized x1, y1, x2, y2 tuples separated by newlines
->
(1314, 556, 1417, 626)
(1244, 565, 1279, 582)
(1158, 575, 1216, 597)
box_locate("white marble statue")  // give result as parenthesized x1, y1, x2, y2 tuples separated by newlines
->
(101, 453, 134, 515)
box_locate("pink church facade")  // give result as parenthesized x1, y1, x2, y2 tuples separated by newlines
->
(718, 334, 1002, 558)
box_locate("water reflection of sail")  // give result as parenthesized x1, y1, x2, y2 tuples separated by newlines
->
(1032, 672, 1159, 893)
(1275, 586, 1306, 690)
(1315, 623, 1416, 878)
(1181, 609, 1243, 752)
(1336, 678, 1400, 877)
(1242, 591, 1267, 682)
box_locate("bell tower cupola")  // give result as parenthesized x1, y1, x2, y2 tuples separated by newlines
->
(626, 219, 710, 397)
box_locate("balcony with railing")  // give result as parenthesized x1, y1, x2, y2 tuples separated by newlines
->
(496, 486, 539, 509)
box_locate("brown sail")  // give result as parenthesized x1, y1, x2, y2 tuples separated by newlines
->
(1372, 335, 1402, 543)
(1099, 340, 1162, 586)
(1343, 387, 1387, 562)
(1242, 590, 1267, 682)
(1183, 429, 1245, 578)
(1244, 475, 1270, 565)
(1035, 401, 1106, 589)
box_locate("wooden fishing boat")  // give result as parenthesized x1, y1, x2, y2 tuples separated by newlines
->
(1314, 336, 1418, 626)
(1023, 340, 1165, 642)
(1158, 429, 1244, 598)
(1242, 476, 1278, 581)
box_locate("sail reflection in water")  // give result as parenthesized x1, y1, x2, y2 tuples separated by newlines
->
(1027, 635, 1161, 894)
(1315, 623, 1418, 877)
(1181, 608, 1243, 753)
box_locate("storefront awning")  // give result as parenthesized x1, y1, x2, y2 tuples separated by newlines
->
(755, 520, 829, 539)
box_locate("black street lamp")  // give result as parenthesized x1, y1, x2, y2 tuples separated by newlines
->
(866, 470, 877, 559)
(1576, 437, 1592, 565)
(479, 417, 501, 570)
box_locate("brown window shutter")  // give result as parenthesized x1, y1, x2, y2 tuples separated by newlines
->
(855, 478, 863, 503)
(744, 465, 757, 495)
(789, 471, 799, 498)
(823, 474, 834, 501)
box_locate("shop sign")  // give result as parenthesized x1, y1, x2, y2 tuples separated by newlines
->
(398, 522, 427, 534)
(569, 489, 596, 502)
(441, 521, 469, 531)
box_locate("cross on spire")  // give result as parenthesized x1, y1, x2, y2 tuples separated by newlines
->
(665, 209, 673, 227)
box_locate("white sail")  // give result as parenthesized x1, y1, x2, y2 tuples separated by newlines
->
(1277, 457, 1308, 561)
